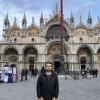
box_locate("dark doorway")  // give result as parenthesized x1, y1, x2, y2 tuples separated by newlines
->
(81, 65, 86, 70)
(10, 64, 16, 67)
(29, 65, 34, 71)
(80, 57, 86, 70)
(54, 61, 60, 73)
(29, 57, 34, 71)
(81, 57, 86, 65)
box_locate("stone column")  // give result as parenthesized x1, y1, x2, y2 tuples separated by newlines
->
(37, 54, 45, 70)
(0, 53, 7, 64)
(71, 63, 74, 71)
(94, 54, 98, 69)
(18, 54, 23, 73)
(71, 53, 78, 71)
(1, 53, 3, 62)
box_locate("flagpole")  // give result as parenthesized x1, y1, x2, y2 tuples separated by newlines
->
(60, 0, 65, 74)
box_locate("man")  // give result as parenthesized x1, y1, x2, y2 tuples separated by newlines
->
(41, 66, 45, 74)
(21, 67, 28, 81)
(94, 68, 98, 78)
(34, 68, 38, 77)
(24, 68, 28, 80)
(31, 68, 34, 78)
(36, 62, 59, 100)
(21, 68, 25, 81)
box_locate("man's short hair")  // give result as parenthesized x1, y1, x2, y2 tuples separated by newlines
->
(45, 62, 53, 67)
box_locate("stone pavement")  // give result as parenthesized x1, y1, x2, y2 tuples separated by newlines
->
(0, 75, 100, 100)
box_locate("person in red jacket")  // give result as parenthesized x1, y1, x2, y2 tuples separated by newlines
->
(36, 62, 59, 100)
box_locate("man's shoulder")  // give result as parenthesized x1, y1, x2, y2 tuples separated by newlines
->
(52, 72, 58, 77)
(38, 73, 45, 78)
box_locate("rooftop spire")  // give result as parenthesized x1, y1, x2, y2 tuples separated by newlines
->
(88, 9, 91, 18)
(4, 12, 9, 22)
(70, 10, 74, 29)
(22, 13, 27, 29)
(5, 12, 8, 20)
(40, 12, 43, 19)
(87, 9, 93, 25)
(55, 2, 59, 15)
(71, 10, 74, 18)
(32, 16, 35, 24)
(80, 15, 82, 24)
(4, 12, 10, 29)
(40, 13, 44, 28)
(23, 13, 26, 20)
(13, 17, 17, 26)
(98, 17, 100, 22)
(96, 16, 100, 26)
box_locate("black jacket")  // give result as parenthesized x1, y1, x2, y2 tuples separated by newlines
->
(36, 72, 59, 100)
(21, 69, 28, 76)
(41, 67, 45, 74)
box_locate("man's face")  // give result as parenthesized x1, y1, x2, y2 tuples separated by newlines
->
(45, 63, 53, 72)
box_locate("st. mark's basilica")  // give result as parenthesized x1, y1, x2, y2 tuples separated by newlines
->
(0, 3, 100, 73)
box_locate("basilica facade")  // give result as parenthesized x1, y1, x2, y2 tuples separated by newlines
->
(0, 4, 100, 73)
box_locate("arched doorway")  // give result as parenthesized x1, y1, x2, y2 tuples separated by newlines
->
(47, 42, 68, 73)
(3, 48, 18, 66)
(77, 46, 93, 70)
(23, 46, 37, 70)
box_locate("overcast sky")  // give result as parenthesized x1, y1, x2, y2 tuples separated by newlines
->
(0, 0, 100, 40)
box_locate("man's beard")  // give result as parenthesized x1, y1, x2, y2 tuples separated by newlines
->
(46, 70, 51, 72)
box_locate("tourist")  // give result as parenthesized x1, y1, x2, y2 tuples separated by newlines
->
(36, 62, 59, 100)
(81, 69, 85, 79)
(21, 67, 28, 81)
(25, 68, 28, 80)
(94, 68, 98, 78)
(21, 68, 25, 81)
(31, 68, 34, 78)
(34, 68, 38, 77)
(41, 66, 45, 74)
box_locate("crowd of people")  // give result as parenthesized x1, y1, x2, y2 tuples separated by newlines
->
(81, 68, 98, 79)
(73, 68, 99, 80)
(0, 63, 99, 83)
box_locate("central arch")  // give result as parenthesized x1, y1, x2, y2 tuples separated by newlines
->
(47, 42, 69, 73)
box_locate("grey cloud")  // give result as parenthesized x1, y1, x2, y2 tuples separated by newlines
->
(2, 0, 54, 12)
